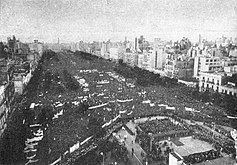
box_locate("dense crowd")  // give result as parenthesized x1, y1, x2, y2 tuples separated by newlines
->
(21, 50, 236, 164)
(191, 124, 235, 155)
(183, 149, 220, 164)
(139, 118, 188, 135)
(203, 122, 232, 139)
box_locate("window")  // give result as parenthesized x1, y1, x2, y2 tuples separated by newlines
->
(206, 59, 209, 62)
(210, 59, 213, 62)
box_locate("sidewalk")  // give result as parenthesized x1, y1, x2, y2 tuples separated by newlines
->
(115, 121, 147, 165)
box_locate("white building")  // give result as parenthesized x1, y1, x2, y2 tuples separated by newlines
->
(143, 50, 152, 70)
(151, 47, 167, 70)
(137, 53, 144, 68)
(28, 40, 44, 57)
(229, 48, 237, 57)
(199, 71, 237, 96)
(0, 85, 9, 137)
(109, 47, 125, 61)
(194, 56, 222, 78)
(101, 42, 110, 59)
(123, 52, 137, 66)
(224, 65, 237, 74)
(222, 57, 237, 67)
(169, 152, 184, 165)
(199, 71, 224, 92)
(109, 48, 119, 60)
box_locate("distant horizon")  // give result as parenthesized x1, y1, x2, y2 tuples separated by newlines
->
(1, 32, 236, 44)
(0, 0, 237, 43)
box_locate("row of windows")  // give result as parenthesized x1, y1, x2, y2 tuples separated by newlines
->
(206, 59, 218, 62)
(205, 63, 220, 66)
(227, 63, 237, 66)
(202, 83, 237, 97)
(202, 77, 220, 84)
(222, 90, 237, 96)
(202, 83, 219, 91)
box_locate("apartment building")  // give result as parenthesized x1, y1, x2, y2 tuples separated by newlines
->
(199, 71, 224, 92)
(150, 47, 167, 70)
(0, 59, 15, 137)
(194, 56, 222, 78)
(123, 51, 138, 67)
(164, 54, 194, 80)
(199, 70, 237, 96)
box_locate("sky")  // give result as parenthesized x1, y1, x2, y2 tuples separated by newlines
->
(0, 0, 237, 43)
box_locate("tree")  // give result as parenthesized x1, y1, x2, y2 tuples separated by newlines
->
(211, 92, 222, 105)
(88, 117, 106, 138)
(200, 90, 210, 102)
(118, 59, 123, 64)
(77, 101, 89, 114)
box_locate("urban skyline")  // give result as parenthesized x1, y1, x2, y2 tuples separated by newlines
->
(0, 0, 237, 43)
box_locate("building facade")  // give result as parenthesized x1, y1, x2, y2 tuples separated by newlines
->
(194, 56, 222, 78)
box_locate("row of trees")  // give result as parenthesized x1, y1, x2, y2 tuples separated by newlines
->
(115, 61, 237, 125)
(74, 51, 100, 61)
(114, 63, 178, 87)
(41, 50, 59, 62)
(63, 69, 80, 91)
(0, 50, 57, 164)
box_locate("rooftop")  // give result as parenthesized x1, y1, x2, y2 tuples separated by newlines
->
(170, 151, 183, 161)
(200, 71, 226, 76)
(172, 136, 215, 157)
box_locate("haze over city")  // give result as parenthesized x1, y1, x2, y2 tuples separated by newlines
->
(0, 0, 237, 42)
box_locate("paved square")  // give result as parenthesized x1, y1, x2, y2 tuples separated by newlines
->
(172, 136, 215, 157)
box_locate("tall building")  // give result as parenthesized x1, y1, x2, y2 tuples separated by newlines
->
(0, 59, 15, 137)
(135, 38, 138, 52)
(151, 47, 167, 70)
(199, 34, 202, 44)
(28, 40, 44, 57)
(194, 56, 222, 78)
(165, 54, 194, 80)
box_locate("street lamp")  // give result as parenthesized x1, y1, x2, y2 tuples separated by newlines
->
(148, 133, 153, 152)
(100, 152, 104, 165)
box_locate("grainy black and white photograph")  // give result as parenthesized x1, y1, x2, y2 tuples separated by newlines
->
(0, 0, 237, 165)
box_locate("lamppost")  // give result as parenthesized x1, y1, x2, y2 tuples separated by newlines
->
(100, 152, 104, 165)
(148, 133, 153, 152)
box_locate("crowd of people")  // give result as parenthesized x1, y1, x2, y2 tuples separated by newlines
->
(191, 124, 235, 155)
(183, 149, 220, 164)
(22, 50, 236, 164)
(203, 122, 232, 139)
(138, 118, 188, 135)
